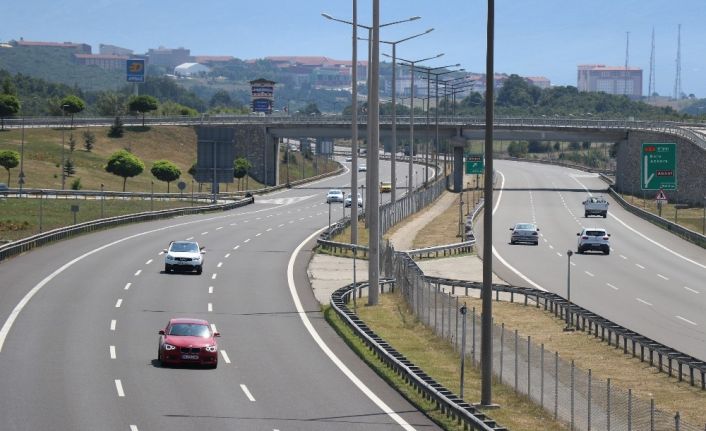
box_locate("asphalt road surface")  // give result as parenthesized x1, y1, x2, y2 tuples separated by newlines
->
(0, 159, 441, 431)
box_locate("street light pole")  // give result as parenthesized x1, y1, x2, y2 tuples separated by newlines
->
(564, 250, 575, 331)
(60, 104, 69, 190)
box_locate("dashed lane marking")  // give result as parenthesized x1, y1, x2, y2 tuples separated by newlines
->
(110, 320, 116, 331)
(684, 286, 699, 294)
(606, 283, 619, 290)
(657, 274, 669, 280)
(145, 259, 153, 265)
(636, 298, 653, 306)
(115, 379, 125, 397)
(240, 384, 256, 402)
(124, 283, 131, 290)
(110, 345, 116, 359)
(134, 270, 141, 276)
(220, 350, 231, 364)
(115, 299, 123, 308)
(635, 264, 645, 269)
(676, 316, 697, 326)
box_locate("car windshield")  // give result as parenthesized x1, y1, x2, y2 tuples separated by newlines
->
(170, 242, 199, 252)
(328, 190, 342, 195)
(168, 323, 211, 337)
(585, 230, 606, 237)
(516, 224, 535, 230)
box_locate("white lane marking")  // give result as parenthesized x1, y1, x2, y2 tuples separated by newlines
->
(0, 205, 287, 352)
(570, 261, 576, 267)
(585, 271, 595, 277)
(244, 239, 251, 243)
(201, 231, 208, 235)
(256, 217, 261, 220)
(266, 228, 272, 232)
(210, 324, 217, 333)
(134, 270, 142, 276)
(208, 303, 213, 312)
(635, 264, 645, 269)
(278, 224, 285, 228)
(186, 236, 194, 240)
(606, 283, 619, 291)
(224, 253, 231, 258)
(255, 233, 262, 237)
(124, 283, 131, 290)
(233, 245, 240, 250)
(115, 299, 123, 308)
(158, 251, 164, 255)
(115, 379, 125, 397)
(548, 245, 554, 250)
(110, 320, 117, 331)
(217, 262, 223, 268)
(684, 286, 699, 294)
(110, 345, 116, 359)
(220, 350, 231, 364)
(208, 286, 214, 294)
(130, 426, 139, 431)
(556, 252, 562, 257)
(287, 228, 416, 430)
(657, 274, 669, 280)
(620, 254, 627, 260)
(230, 223, 237, 226)
(145, 259, 153, 265)
(676, 316, 697, 326)
(211, 274, 217, 280)
(240, 384, 256, 402)
(216, 227, 223, 231)
(636, 298, 653, 306)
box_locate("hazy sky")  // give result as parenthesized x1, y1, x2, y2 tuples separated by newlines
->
(3, 0, 705, 97)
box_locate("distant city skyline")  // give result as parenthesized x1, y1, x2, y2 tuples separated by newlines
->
(3, 0, 705, 97)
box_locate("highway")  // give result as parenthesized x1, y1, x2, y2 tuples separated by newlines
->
(480, 159, 706, 361)
(0, 159, 440, 431)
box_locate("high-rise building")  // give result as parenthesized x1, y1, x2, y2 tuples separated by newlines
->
(577, 64, 643, 98)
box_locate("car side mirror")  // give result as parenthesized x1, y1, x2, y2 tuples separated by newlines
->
(163, 249, 168, 253)
(158, 330, 165, 335)
(509, 227, 513, 231)
(213, 332, 221, 337)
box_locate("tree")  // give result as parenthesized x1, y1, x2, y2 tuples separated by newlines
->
(105, 149, 145, 191)
(301, 102, 321, 116)
(63, 158, 76, 177)
(95, 91, 128, 116)
(0, 150, 20, 184)
(60, 95, 86, 129)
(209, 90, 233, 108)
(82, 130, 96, 152)
(507, 141, 528, 158)
(233, 157, 252, 191)
(128, 95, 159, 126)
(158, 101, 198, 116)
(68, 134, 77, 152)
(0, 94, 21, 130)
(150, 160, 181, 192)
(497, 74, 535, 108)
(108, 116, 124, 138)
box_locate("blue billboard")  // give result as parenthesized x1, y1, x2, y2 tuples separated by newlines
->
(126, 59, 145, 83)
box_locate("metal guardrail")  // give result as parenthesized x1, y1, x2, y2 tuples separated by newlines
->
(330, 280, 506, 431)
(0, 196, 254, 262)
(406, 241, 475, 259)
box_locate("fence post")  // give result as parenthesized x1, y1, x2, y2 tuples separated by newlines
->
(541, 343, 545, 408)
(514, 329, 519, 391)
(628, 388, 632, 431)
(675, 412, 680, 431)
(650, 398, 655, 431)
(571, 360, 575, 431)
(554, 351, 559, 420)
(455, 296, 459, 350)
(500, 323, 505, 382)
(607, 378, 611, 431)
(472, 307, 476, 365)
(588, 369, 592, 431)
(527, 335, 531, 397)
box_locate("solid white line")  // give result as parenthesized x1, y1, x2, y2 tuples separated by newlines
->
(124, 282, 131, 290)
(208, 286, 214, 294)
(211, 274, 217, 280)
(240, 384, 256, 402)
(585, 271, 595, 277)
(217, 262, 223, 268)
(635, 264, 645, 269)
(110, 320, 117, 331)
(220, 350, 231, 364)
(145, 259, 153, 265)
(110, 345, 116, 359)
(208, 303, 213, 312)
(657, 274, 669, 280)
(676, 315, 697, 326)
(115, 379, 125, 397)
(606, 283, 619, 291)
(287, 227, 416, 430)
(115, 299, 123, 308)
(684, 286, 699, 294)
(224, 253, 230, 258)
(134, 269, 141, 276)
(636, 298, 653, 306)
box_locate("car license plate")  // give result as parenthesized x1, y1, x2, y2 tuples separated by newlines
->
(181, 354, 199, 360)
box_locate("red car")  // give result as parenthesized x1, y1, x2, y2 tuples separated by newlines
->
(157, 318, 219, 368)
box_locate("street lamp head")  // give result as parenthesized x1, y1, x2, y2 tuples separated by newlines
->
(321, 12, 333, 19)
(425, 28, 434, 34)
(567, 250, 573, 257)
(409, 16, 421, 21)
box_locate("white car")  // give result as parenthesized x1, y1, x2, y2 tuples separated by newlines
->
(326, 189, 344, 203)
(358, 164, 367, 172)
(164, 241, 205, 274)
(345, 156, 353, 162)
(577, 228, 610, 255)
(509, 223, 539, 245)
(345, 193, 363, 208)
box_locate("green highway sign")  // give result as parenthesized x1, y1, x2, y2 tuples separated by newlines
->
(465, 154, 484, 175)
(641, 143, 677, 190)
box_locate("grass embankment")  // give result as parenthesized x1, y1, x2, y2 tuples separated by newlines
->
(325, 177, 706, 429)
(619, 193, 705, 235)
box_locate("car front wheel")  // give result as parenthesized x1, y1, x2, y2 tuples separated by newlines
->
(196, 266, 203, 275)
(165, 264, 171, 273)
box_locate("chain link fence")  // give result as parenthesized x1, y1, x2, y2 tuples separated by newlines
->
(381, 244, 705, 431)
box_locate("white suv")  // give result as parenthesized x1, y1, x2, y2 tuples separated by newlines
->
(576, 228, 610, 255)
(164, 241, 205, 274)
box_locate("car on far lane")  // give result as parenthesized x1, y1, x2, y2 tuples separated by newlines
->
(509, 223, 540, 245)
(345, 192, 363, 208)
(358, 164, 367, 172)
(164, 240, 205, 274)
(577, 227, 610, 255)
(345, 156, 353, 162)
(157, 318, 219, 368)
(326, 189, 344, 203)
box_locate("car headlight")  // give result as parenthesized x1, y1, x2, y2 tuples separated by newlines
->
(163, 343, 176, 351)
(166, 254, 174, 260)
(204, 345, 217, 352)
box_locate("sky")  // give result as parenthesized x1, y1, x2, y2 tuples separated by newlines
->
(3, 0, 705, 97)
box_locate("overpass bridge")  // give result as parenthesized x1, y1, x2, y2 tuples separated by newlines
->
(4, 115, 706, 203)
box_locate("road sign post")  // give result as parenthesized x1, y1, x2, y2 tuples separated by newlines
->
(641, 143, 676, 190)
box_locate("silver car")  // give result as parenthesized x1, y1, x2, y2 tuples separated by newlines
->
(509, 223, 540, 245)
(577, 228, 610, 255)
(326, 189, 344, 203)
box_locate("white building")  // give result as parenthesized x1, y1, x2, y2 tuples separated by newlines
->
(174, 62, 210, 77)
